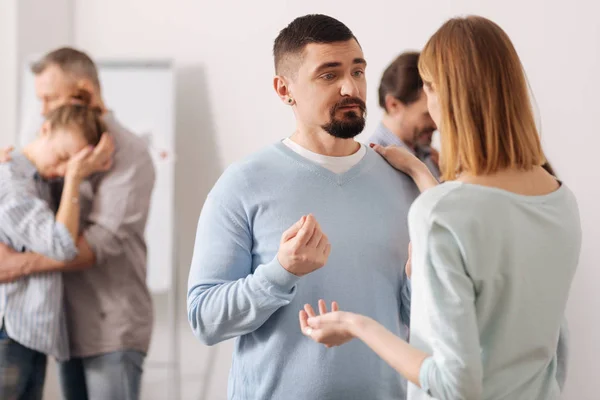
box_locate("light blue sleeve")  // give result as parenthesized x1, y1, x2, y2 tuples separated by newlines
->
(416, 220, 483, 400)
(186, 195, 300, 346)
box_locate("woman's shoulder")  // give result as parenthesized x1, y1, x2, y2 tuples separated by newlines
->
(0, 153, 38, 198)
(409, 179, 579, 232)
(408, 181, 465, 221)
(408, 181, 514, 229)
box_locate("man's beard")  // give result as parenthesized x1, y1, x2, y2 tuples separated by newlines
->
(322, 97, 367, 139)
(413, 127, 436, 148)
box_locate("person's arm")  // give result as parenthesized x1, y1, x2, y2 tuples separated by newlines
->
(55, 143, 107, 241)
(56, 161, 85, 242)
(408, 220, 482, 399)
(79, 150, 154, 267)
(0, 194, 79, 265)
(371, 144, 439, 192)
(187, 194, 305, 346)
(0, 144, 141, 281)
(357, 315, 428, 385)
(301, 307, 428, 384)
(0, 237, 96, 282)
(0, 141, 116, 281)
(0, 146, 102, 264)
(306, 219, 482, 399)
(26, 147, 149, 272)
(410, 162, 439, 192)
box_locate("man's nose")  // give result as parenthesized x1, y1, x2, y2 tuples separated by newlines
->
(340, 76, 360, 98)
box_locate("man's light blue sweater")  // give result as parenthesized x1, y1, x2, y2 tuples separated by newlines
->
(187, 141, 419, 400)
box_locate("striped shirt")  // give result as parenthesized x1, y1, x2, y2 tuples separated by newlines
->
(367, 122, 441, 180)
(0, 152, 76, 361)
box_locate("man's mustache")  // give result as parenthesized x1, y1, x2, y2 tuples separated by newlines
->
(331, 97, 367, 115)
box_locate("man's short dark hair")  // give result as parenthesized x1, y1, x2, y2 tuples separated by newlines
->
(378, 51, 423, 111)
(31, 47, 101, 89)
(273, 14, 358, 76)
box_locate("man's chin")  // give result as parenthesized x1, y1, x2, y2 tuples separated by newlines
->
(324, 125, 364, 139)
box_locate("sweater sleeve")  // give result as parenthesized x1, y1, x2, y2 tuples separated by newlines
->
(414, 220, 483, 400)
(187, 194, 300, 346)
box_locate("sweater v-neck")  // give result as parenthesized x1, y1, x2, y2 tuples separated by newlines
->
(273, 140, 375, 186)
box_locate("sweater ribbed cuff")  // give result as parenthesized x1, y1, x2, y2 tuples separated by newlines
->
(254, 257, 300, 293)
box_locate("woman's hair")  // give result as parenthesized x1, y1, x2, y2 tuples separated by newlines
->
(418, 15, 545, 181)
(44, 89, 105, 146)
(542, 160, 556, 177)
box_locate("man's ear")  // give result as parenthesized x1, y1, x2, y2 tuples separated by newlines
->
(76, 79, 95, 94)
(385, 94, 404, 116)
(72, 79, 98, 106)
(274, 75, 295, 106)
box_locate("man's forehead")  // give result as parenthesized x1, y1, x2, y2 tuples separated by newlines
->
(302, 40, 364, 67)
(35, 65, 70, 88)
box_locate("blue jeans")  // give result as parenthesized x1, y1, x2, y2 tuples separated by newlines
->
(59, 351, 145, 400)
(0, 326, 47, 400)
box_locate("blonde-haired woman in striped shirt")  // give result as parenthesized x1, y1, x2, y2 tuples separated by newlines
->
(0, 93, 112, 400)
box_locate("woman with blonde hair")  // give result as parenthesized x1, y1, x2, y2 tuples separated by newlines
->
(300, 15, 581, 400)
(0, 90, 113, 399)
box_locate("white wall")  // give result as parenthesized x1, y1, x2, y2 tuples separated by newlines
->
(17, 0, 73, 65)
(26, 0, 598, 398)
(0, 0, 74, 148)
(0, 0, 18, 147)
(15, 0, 73, 136)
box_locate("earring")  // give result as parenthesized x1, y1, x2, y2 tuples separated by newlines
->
(288, 98, 294, 104)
